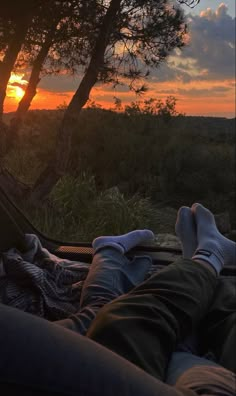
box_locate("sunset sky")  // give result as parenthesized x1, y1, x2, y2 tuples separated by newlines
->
(5, 1, 236, 118)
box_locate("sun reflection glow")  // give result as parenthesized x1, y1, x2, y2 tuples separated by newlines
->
(14, 86, 25, 99)
(7, 72, 28, 100)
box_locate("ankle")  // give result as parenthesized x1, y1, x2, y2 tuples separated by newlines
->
(192, 249, 223, 275)
(193, 259, 217, 276)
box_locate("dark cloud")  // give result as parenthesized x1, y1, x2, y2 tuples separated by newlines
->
(37, 4, 235, 93)
(54, 92, 71, 97)
(177, 85, 231, 97)
(154, 88, 178, 94)
(182, 4, 235, 79)
(38, 74, 80, 92)
(149, 61, 193, 83)
(10, 81, 26, 90)
(149, 3, 235, 82)
(99, 84, 130, 93)
(227, 81, 236, 87)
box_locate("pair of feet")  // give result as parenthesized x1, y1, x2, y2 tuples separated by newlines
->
(93, 203, 235, 275)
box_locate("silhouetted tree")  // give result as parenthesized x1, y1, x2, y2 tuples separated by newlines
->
(31, 0, 188, 202)
(0, 0, 201, 203)
(6, 1, 82, 150)
(0, 1, 44, 120)
(4, 1, 110, 153)
(0, 1, 50, 195)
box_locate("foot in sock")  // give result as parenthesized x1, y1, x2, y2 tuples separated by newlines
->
(175, 206, 197, 259)
(191, 203, 236, 274)
(92, 230, 155, 254)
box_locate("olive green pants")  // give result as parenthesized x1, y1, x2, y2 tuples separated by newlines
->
(88, 258, 235, 381)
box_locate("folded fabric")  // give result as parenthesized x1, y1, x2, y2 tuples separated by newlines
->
(0, 234, 90, 320)
(0, 234, 163, 321)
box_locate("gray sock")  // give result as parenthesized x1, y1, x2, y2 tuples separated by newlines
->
(191, 203, 236, 274)
(92, 229, 155, 254)
(175, 206, 197, 259)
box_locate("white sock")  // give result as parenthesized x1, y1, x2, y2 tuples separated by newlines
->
(175, 206, 197, 259)
(191, 203, 236, 274)
(92, 230, 155, 254)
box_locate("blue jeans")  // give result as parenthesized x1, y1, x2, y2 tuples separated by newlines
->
(57, 248, 152, 334)
(166, 332, 220, 385)
(166, 352, 220, 385)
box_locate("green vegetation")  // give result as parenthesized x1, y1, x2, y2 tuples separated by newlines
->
(4, 103, 235, 241)
(25, 174, 159, 241)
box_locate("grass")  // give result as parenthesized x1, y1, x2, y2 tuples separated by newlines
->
(25, 174, 160, 241)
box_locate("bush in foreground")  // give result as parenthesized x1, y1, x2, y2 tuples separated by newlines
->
(26, 174, 159, 241)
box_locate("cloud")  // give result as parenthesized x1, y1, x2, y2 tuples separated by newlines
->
(5, 3, 234, 118)
(38, 74, 80, 92)
(10, 81, 26, 90)
(183, 3, 235, 79)
(35, 4, 234, 95)
(177, 85, 231, 97)
(149, 3, 235, 82)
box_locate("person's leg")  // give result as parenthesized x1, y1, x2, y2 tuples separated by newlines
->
(175, 206, 197, 259)
(190, 203, 236, 373)
(0, 302, 188, 396)
(166, 352, 221, 385)
(57, 230, 153, 334)
(174, 205, 236, 374)
(87, 204, 235, 382)
(176, 365, 236, 396)
(202, 275, 236, 373)
(87, 259, 217, 381)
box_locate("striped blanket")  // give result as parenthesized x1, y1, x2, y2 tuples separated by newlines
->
(0, 234, 90, 320)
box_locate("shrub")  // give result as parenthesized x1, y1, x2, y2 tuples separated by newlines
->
(3, 144, 42, 185)
(158, 135, 235, 206)
(27, 174, 159, 241)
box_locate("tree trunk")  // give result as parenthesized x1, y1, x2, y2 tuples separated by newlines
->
(0, 121, 30, 203)
(0, 163, 30, 203)
(0, 121, 8, 156)
(6, 27, 56, 152)
(0, 15, 30, 121)
(31, 0, 122, 203)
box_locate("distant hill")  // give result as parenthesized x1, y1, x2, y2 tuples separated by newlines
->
(171, 116, 235, 143)
(4, 109, 235, 144)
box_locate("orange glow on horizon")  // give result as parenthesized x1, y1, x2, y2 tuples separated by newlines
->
(4, 74, 236, 119)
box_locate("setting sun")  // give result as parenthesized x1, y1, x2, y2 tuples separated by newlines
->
(14, 85, 25, 99)
(7, 72, 28, 101)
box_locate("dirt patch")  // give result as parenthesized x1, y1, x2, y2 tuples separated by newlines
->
(152, 206, 178, 234)
(154, 233, 181, 249)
